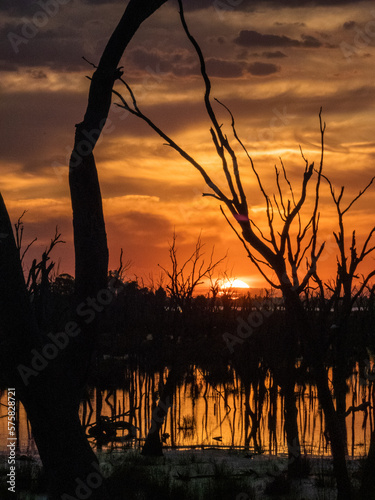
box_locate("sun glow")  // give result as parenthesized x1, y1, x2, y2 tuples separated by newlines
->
(220, 279, 250, 290)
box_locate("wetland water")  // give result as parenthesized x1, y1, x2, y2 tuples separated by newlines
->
(0, 364, 373, 458)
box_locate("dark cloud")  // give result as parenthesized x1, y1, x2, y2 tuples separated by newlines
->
(0, 0, 121, 13)
(82, 0, 122, 3)
(205, 58, 244, 78)
(0, 0, 40, 15)
(300, 34, 322, 48)
(126, 47, 198, 77)
(126, 47, 244, 79)
(0, 60, 16, 71)
(235, 30, 300, 48)
(0, 23, 86, 70)
(247, 61, 279, 76)
(127, 47, 168, 71)
(262, 51, 287, 58)
(0, 90, 85, 172)
(257, 0, 366, 5)
(0, 0, 367, 17)
(274, 22, 306, 27)
(172, 0, 365, 11)
(234, 30, 322, 48)
(343, 21, 357, 29)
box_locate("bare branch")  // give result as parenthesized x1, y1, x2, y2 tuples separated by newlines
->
(220, 206, 280, 289)
(250, 219, 273, 244)
(178, 0, 242, 210)
(279, 161, 314, 256)
(213, 99, 249, 209)
(274, 165, 287, 219)
(280, 158, 296, 208)
(342, 175, 375, 215)
(115, 92, 231, 206)
(296, 241, 325, 294)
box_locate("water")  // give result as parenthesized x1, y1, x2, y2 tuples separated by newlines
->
(0, 365, 373, 458)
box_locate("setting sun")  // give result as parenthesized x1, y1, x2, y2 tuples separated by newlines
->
(220, 279, 250, 290)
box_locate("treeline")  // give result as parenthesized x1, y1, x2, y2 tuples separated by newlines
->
(16, 234, 375, 497)
(29, 269, 375, 393)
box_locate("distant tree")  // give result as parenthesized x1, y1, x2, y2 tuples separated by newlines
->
(142, 233, 225, 456)
(159, 232, 226, 313)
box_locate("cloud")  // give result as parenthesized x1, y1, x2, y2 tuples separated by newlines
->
(125, 47, 244, 79)
(301, 34, 322, 47)
(111, 210, 172, 240)
(165, 0, 366, 14)
(126, 47, 169, 72)
(205, 58, 244, 78)
(343, 20, 357, 29)
(235, 30, 300, 48)
(26, 68, 48, 79)
(274, 22, 306, 27)
(247, 61, 279, 76)
(0, 23, 85, 70)
(258, 0, 367, 5)
(0, 0, 38, 15)
(165, 0, 366, 11)
(262, 51, 287, 58)
(234, 30, 322, 49)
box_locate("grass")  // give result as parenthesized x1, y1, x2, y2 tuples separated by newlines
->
(1, 450, 367, 500)
(313, 459, 336, 490)
(0, 460, 46, 500)
(105, 451, 256, 500)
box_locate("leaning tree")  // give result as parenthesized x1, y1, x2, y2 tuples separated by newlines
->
(0, 1, 166, 498)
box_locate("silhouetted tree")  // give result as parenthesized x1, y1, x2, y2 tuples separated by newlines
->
(142, 233, 225, 456)
(113, 1, 358, 496)
(160, 232, 226, 314)
(0, 1, 167, 498)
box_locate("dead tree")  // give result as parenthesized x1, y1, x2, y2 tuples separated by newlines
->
(159, 232, 226, 313)
(311, 175, 375, 488)
(0, 1, 167, 498)
(113, 1, 353, 496)
(142, 233, 225, 456)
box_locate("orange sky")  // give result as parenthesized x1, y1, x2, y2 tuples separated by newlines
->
(1, 0, 375, 291)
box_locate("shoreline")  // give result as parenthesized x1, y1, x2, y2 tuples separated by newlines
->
(0, 448, 365, 499)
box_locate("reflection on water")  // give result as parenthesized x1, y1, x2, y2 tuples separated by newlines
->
(0, 365, 373, 458)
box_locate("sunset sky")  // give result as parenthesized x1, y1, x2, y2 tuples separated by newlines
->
(1, 0, 375, 291)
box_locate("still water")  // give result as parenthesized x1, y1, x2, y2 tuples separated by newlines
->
(0, 365, 373, 458)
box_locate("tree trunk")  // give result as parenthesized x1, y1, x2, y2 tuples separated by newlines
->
(313, 365, 352, 499)
(333, 364, 349, 456)
(281, 307, 302, 476)
(360, 429, 375, 499)
(142, 366, 181, 456)
(283, 288, 352, 499)
(1, 1, 168, 497)
(283, 376, 302, 477)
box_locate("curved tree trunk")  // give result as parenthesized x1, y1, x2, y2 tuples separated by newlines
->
(142, 366, 182, 457)
(0, 1, 167, 498)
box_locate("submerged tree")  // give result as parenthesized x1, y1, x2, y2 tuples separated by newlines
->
(142, 232, 225, 456)
(313, 175, 375, 449)
(0, 1, 167, 498)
